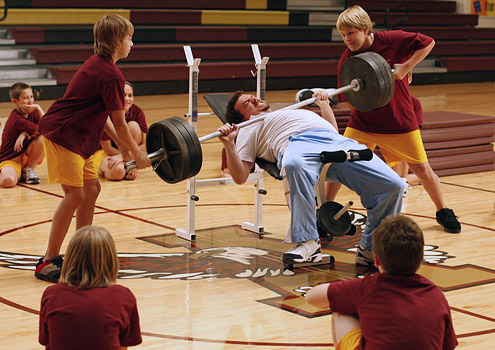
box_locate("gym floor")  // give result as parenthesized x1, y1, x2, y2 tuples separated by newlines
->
(0, 83, 494, 349)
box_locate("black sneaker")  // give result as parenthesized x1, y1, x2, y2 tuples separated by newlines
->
(22, 167, 40, 184)
(436, 208, 461, 234)
(35, 256, 63, 283)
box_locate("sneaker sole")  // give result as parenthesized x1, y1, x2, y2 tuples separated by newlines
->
(436, 220, 461, 234)
(35, 271, 59, 283)
(282, 253, 323, 264)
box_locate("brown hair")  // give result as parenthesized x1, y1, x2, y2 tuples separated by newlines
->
(372, 215, 424, 275)
(59, 226, 119, 289)
(9, 82, 31, 100)
(93, 14, 134, 56)
(225, 91, 245, 124)
(336, 5, 373, 34)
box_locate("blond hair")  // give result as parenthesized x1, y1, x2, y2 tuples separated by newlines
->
(59, 226, 119, 289)
(93, 14, 134, 57)
(337, 5, 373, 33)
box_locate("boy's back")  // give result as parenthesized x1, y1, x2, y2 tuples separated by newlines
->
(328, 272, 457, 349)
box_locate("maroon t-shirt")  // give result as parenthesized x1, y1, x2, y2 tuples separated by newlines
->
(411, 95, 423, 128)
(327, 273, 457, 350)
(0, 109, 40, 162)
(37, 55, 125, 159)
(39, 283, 142, 350)
(101, 104, 147, 142)
(338, 30, 433, 134)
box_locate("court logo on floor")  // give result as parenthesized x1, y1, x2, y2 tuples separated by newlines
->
(1, 211, 494, 317)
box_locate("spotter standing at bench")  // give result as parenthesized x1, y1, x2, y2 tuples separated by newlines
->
(218, 90, 403, 266)
(329, 5, 460, 235)
(35, 14, 150, 282)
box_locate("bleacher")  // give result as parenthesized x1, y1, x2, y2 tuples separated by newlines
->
(0, 0, 495, 101)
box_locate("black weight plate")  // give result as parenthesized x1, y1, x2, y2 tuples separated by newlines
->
(317, 201, 351, 236)
(341, 52, 394, 112)
(167, 116, 203, 179)
(146, 118, 190, 184)
(368, 52, 394, 108)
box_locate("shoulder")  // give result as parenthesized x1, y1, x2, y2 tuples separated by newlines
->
(108, 285, 137, 300)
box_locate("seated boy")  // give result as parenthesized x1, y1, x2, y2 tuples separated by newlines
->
(93, 149, 137, 180)
(305, 215, 458, 349)
(0, 82, 44, 187)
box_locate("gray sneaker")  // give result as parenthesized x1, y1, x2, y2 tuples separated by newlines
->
(282, 239, 322, 264)
(355, 245, 375, 267)
(22, 167, 40, 184)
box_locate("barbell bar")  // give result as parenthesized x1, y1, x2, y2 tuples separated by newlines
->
(125, 52, 394, 183)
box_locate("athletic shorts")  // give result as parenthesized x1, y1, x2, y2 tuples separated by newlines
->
(336, 328, 361, 350)
(43, 138, 98, 187)
(0, 154, 28, 178)
(343, 127, 428, 166)
(92, 149, 107, 175)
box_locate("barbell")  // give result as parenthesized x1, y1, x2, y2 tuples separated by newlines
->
(126, 52, 394, 183)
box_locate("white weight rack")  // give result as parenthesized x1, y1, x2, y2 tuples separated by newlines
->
(176, 44, 270, 241)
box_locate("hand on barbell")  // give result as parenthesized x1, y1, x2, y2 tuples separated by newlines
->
(312, 90, 330, 107)
(217, 123, 239, 145)
(133, 150, 152, 169)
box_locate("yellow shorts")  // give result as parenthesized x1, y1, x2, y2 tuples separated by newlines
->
(343, 127, 428, 166)
(336, 328, 362, 350)
(43, 138, 98, 187)
(0, 154, 29, 179)
(92, 149, 107, 175)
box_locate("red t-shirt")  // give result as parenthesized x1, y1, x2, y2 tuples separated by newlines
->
(101, 104, 147, 142)
(338, 30, 433, 134)
(327, 273, 457, 350)
(39, 283, 142, 350)
(37, 55, 125, 159)
(0, 109, 40, 162)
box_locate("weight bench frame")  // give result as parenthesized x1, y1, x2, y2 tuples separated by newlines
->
(176, 45, 269, 241)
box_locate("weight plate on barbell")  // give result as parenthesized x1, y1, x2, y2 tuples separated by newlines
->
(340, 52, 394, 112)
(317, 201, 351, 237)
(146, 118, 192, 184)
(166, 116, 203, 180)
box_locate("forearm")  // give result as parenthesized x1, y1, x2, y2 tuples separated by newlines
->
(402, 40, 435, 72)
(319, 103, 339, 131)
(223, 143, 250, 184)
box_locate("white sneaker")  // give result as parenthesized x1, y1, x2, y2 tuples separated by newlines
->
(22, 167, 40, 184)
(282, 239, 322, 264)
(355, 245, 375, 267)
(401, 177, 411, 198)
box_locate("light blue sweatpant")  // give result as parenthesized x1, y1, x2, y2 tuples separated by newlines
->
(278, 129, 403, 250)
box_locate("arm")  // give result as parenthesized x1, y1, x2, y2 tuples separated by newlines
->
(305, 283, 331, 309)
(217, 124, 253, 184)
(19, 104, 45, 118)
(110, 110, 150, 169)
(100, 139, 120, 156)
(139, 131, 147, 151)
(314, 91, 339, 130)
(103, 117, 126, 155)
(14, 131, 29, 152)
(393, 40, 435, 81)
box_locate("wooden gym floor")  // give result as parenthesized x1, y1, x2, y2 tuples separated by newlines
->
(0, 82, 494, 349)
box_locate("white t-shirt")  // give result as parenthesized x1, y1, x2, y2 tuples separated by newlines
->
(236, 109, 337, 163)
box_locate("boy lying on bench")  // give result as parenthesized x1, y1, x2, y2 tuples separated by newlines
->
(216, 90, 404, 267)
